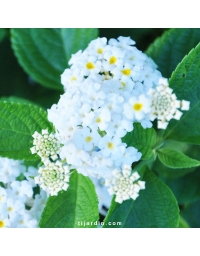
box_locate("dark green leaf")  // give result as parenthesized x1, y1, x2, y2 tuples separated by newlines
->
(122, 123, 156, 160)
(157, 148, 200, 169)
(11, 28, 98, 90)
(163, 43, 200, 144)
(0, 28, 7, 43)
(181, 200, 200, 228)
(103, 167, 179, 228)
(164, 167, 200, 205)
(146, 28, 200, 78)
(39, 171, 99, 228)
(0, 101, 53, 160)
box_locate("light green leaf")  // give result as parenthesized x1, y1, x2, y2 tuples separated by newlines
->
(179, 215, 190, 228)
(152, 141, 200, 179)
(103, 167, 179, 228)
(0, 96, 41, 107)
(122, 123, 156, 160)
(157, 148, 200, 169)
(146, 28, 200, 78)
(39, 171, 99, 228)
(11, 28, 99, 90)
(163, 43, 200, 144)
(0, 101, 53, 160)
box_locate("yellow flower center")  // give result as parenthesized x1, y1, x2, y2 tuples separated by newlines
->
(0, 220, 4, 228)
(121, 69, 131, 76)
(86, 62, 95, 70)
(8, 207, 13, 212)
(85, 136, 93, 143)
(70, 76, 77, 82)
(109, 56, 117, 65)
(0, 196, 2, 202)
(133, 103, 143, 111)
(96, 117, 101, 123)
(97, 48, 103, 54)
(107, 142, 114, 149)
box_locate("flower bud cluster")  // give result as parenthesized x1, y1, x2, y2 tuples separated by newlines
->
(34, 161, 70, 196)
(148, 78, 190, 129)
(30, 129, 70, 196)
(30, 129, 61, 162)
(105, 164, 145, 203)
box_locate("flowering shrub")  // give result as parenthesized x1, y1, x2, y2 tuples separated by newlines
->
(0, 28, 200, 228)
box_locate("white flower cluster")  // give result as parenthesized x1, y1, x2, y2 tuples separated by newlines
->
(105, 164, 145, 204)
(35, 161, 70, 196)
(30, 129, 61, 163)
(148, 78, 190, 129)
(33, 36, 190, 204)
(30, 129, 71, 196)
(0, 157, 47, 228)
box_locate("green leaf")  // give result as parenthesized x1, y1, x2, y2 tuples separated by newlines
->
(0, 28, 7, 43)
(162, 43, 200, 144)
(39, 171, 99, 228)
(0, 101, 53, 160)
(181, 200, 200, 228)
(163, 167, 200, 205)
(10, 28, 99, 90)
(157, 148, 200, 169)
(103, 167, 179, 228)
(152, 141, 200, 179)
(179, 215, 190, 228)
(0, 96, 42, 107)
(146, 28, 200, 78)
(122, 123, 156, 160)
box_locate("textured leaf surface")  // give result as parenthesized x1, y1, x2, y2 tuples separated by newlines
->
(146, 28, 200, 77)
(103, 168, 179, 228)
(157, 148, 200, 169)
(39, 171, 99, 228)
(0, 96, 41, 107)
(163, 43, 200, 144)
(122, 123, 156, 160)
(11, 28, 98, 90)
(0, 101, 53, 160)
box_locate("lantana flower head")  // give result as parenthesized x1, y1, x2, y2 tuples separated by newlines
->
(31, 36, 190, 204)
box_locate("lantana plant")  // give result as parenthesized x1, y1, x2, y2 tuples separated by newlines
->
(0, 28, 200, 228)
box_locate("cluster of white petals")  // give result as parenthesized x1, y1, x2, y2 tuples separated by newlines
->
(32, 36, 190, 204)
(30, 129, 71, 196)
(105, 164, 145, 203)
(148, 78, 190, 129)
(0, 157, 47, 228)
(48, 37, 162, 183)
(34, 161, 70, 196)
(30, 129, 61, 163)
